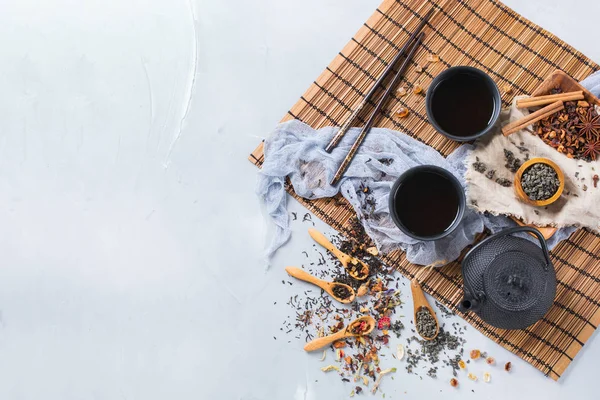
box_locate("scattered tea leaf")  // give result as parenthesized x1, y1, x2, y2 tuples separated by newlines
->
(357, 284, 369, 297)
(394, 106, 410, 118)
(366, 247, 379, 256)
(470, 349, 481, 360)
(321, 365, 340, 372)
(372, 368, 397, 394)
(578, 100, 590, 107)
(320, 350, 326, 361)
(483, 372, 491, 383)
(396, 344, 405, 361)
(397, 87, 408, 97)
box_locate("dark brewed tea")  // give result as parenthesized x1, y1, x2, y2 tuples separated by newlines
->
(430, 72, 495, 137)
(393, 170, 460, 237)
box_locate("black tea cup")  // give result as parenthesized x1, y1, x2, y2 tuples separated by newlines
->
(388, 165, 466, 241)
(426, 66, 501, 142)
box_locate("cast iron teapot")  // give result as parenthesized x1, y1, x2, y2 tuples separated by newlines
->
(458, 226, 556, 330)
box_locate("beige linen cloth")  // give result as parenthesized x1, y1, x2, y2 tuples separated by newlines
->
(466, 98, 600, 231)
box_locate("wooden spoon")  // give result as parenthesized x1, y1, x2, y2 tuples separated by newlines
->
(285, 267, 355, 304)
(510, 216, 557, 240)
(303, 315, 376, 352)
(411, 279, 439, 341)
(308, 228, 369, 280)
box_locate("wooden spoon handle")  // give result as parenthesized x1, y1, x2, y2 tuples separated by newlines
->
(304, 330, 346, 352)
(411, 279, 430, 310)
(308, 228, 347, 262)
(285, 267, 328, 290)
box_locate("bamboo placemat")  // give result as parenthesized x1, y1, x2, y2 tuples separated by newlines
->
(249, 0, 600, 380)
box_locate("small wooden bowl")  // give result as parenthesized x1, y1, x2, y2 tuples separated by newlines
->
(514, 158, 564, 207)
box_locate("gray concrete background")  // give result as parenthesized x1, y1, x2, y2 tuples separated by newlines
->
(0, 0, 598, 398)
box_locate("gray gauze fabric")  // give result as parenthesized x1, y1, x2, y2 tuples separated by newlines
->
(257, 121, 483, 266)
(257, 71, 600, 265)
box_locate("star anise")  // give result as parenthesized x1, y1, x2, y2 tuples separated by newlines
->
(581, 140, 600, 161)
(576, 109, 600, 140)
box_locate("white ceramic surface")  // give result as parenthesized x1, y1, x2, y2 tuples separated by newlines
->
(0, 0, 598, 399)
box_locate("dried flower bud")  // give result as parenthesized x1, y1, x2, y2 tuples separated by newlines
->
(578, 100, 590, 107)
(426, 54, 440, 63)
(357, 284, 369, 297)
(450, 378, 459, 387)
(397, 87, 408, 97)
(333, 341, 346, 349)
(366, 247, 379, 256)
(483, 372, 491, 383)
(502, 85, 513, 94)
(413, 84, 424, 95)
(504, 361, 512, 372)
(458, 360, 466, 369)
(486, 356, 495, 365)
(468, 373, 478, 381)
(470, 349, 481, 360)
(394, 107, 409, 118)
(415, 64, 424, 73)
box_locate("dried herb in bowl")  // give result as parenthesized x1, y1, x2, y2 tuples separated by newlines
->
(520, 163, 560, 201)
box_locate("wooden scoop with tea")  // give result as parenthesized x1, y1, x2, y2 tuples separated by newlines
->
(411, 279, 440, 341)
(303, 316, 375, 352)
(308, 228, 369, 280)
(285, 267, 355, 304)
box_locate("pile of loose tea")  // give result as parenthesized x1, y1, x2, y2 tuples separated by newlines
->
(332, 284, 352, 300)
(534, 89, 600, 161)
(520, 163, 560, 201)
(415, 307, 437, 338)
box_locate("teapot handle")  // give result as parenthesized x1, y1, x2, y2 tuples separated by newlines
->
(486, 226, 551, 269)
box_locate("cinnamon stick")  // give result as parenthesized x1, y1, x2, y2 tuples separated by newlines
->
(502, 100, 564, 136)
(516, 90, 584, 108)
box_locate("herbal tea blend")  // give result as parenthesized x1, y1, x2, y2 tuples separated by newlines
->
(276, 215, 478, 395)
(520, 163, 560, 201)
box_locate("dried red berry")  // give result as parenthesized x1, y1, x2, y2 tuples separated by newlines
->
(377, 316, 391, 330)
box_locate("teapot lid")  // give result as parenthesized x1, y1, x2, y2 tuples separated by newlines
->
(483, 251, 548, 312)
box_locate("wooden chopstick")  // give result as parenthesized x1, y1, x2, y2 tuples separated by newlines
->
(324, 7, 435, 153)
(330, 33, 425, 186)
(516, 90, 584, 108)
(502, 100, 564, 136)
